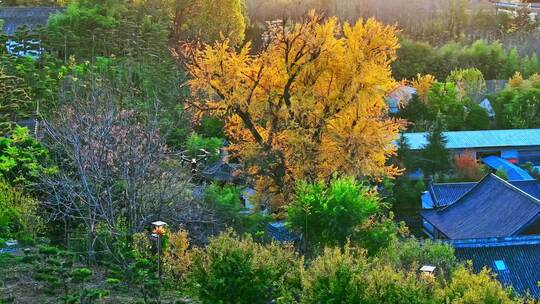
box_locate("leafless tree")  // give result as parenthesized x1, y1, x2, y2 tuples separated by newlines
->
(39, 76, 200, 263)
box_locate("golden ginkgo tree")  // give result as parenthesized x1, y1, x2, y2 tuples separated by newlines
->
(182, 12, 404, 209)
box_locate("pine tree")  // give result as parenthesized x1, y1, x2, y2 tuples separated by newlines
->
(420, 116, 451, 177)
(397, 133, 416, 173)
(504, 48, 521, 79)
(0, 70, 33, 134)
(524, 53, 540, 77)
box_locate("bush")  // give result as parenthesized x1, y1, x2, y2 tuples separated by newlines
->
(454, 151, 486, 181)
(301, 245, 438, 304)
(379, 238, 457, 277)
(439, 266, 516, 303)
(187, 230, 301, 304)
(300, 246, 367, 303)
(163, 230, 190, 289)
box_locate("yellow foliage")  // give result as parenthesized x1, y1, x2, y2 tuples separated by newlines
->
(411, 74, 436, 103)
(132, 232, 152, 259)
(508, 72, 524, 88)
(163, 229, 191, 287)
(184, 12, 404, 207)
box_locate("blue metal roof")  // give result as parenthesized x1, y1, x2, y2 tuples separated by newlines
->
(403, 129, 540, 150)
(482, 156, 534, 181)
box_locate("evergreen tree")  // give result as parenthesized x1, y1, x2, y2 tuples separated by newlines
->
(420, 116, 451, 177)
(524, 53, 540, 77)
(504, 48, 521, 79)
(465, 104, 490, 130)
(396, 133, 416, 173)
(398, 94, 433, 129)
(0, 70, 33, 134)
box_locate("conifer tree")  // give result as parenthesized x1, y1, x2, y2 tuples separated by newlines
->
(420, 116, 451, 177)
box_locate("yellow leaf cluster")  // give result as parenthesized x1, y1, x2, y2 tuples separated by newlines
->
(411, 74, 436, 103)
(184, 12, 404, 207)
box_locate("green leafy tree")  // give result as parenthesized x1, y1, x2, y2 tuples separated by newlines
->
(300, 246, 367, 304)
(0, 127, 56, 185)
(380, 238, 457, 276)
(287, 177, 396, 253)
(420, 118, 451, 177)
(446, 68, 486, 103)
(465, 104, 490, 130)
(493, 83, 540, 129)
(186, 133, 222, 163)
(427, 82, 467, 130)
(195, 116, 226, 139)
(167, 0, 247, 46)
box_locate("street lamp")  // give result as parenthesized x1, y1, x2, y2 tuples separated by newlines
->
(152, 221, 167, 282)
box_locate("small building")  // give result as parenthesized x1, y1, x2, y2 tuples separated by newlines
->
(421, 174, 540, 240)
(403, 129, 540, 166)
(266, 221, 300, 243)
(0, 7, 63, 35)
(386, 85, 416, 114)
(452, 235, 540, 298)
(0, 7, 63, 57)
(479, 97, 496, 118)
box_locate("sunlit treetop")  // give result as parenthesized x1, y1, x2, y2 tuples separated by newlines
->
(183, 12, 404, 208)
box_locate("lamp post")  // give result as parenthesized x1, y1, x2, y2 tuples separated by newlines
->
(152, 221, 167, 282)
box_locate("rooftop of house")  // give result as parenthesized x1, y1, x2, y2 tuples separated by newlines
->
(424, 179, 540, 208)
(452, 235, 540, 298)
(403, 129, 540, 150)
(266, 221, 300, 243)
(421, 174, 540, 239)
(0, 7, 64, 35)
(202, 161, 243, 183)
(386, 85, 416, 114)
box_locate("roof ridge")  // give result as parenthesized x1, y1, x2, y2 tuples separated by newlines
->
(437, 173, 540, 213)
(491, 173, 540, 206)
(428, 183, 439, 207)
(432, 181, 478, 186)
(438, 174, 493, 212)
(404, 128, 540, 135)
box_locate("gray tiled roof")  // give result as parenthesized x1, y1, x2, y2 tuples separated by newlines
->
(428, 182, 476, 207)
(428, 180, 540, 207)
(454, 236, 540, 298)
(422, 174, 540, 239)
(0, 7, 63, 35)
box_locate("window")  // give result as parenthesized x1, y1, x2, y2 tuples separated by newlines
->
(493, 260, 507, 271)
